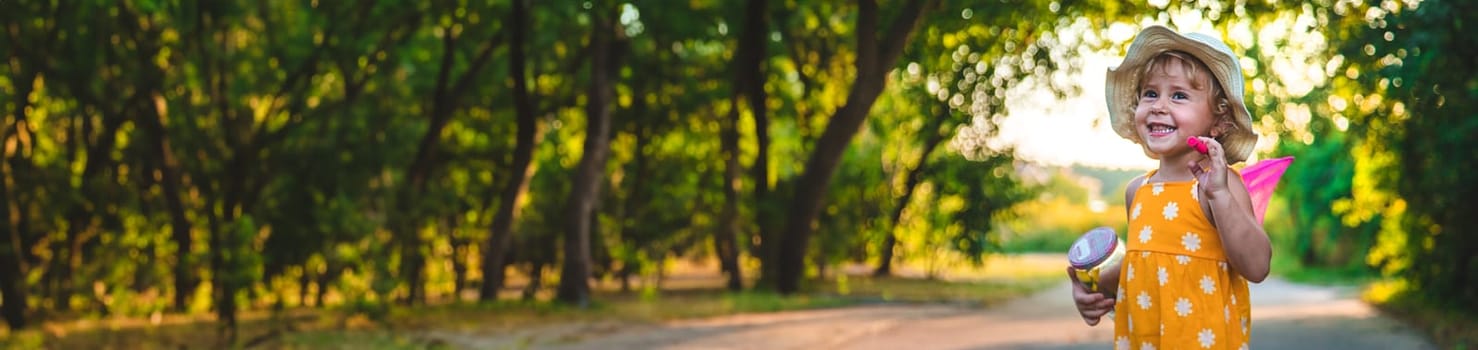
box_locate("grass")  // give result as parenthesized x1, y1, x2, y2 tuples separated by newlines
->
(1266, 252, 1478, 349)
(1264, 250, 1477, 347)
(1267, 252, 1378, 287)
(1362, 280, 1478, 350)
(1, 254, 1066, 349)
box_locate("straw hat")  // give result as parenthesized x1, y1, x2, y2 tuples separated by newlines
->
(1106, 25, 1257, 164)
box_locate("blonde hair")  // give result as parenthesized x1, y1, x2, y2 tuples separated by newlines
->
(1133, 51, 1236, 135)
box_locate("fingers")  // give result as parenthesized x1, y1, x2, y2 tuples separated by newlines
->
(1199, 137, 1228, 169)
(1077, 296, 1116, 326)
(1068, 267, 1096, 302)
(1068, 266, 1116, 326)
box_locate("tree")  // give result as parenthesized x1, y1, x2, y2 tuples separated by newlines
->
(1326, 0, 1478, 309)
(557, 3, 620, 307)
(481, 0, 540, 301)
(874, 98, 950, 276)
(718, 0, 770, 291)
(776, 0, 935, 294)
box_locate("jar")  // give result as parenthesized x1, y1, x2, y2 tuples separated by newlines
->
(1068, 226, 1126, 293)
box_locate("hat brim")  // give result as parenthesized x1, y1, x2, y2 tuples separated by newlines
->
(1106, 25, 1258, 164)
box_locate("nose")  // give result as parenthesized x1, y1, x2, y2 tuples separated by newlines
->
(1149, 98, 1167, 112)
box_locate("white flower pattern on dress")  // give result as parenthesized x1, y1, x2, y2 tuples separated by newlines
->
(1182, 232, 1202, 252)
(1175, 297, 1193, 317)
(1117, 336, 1129, 350)
(1117, 179, 1256, 349)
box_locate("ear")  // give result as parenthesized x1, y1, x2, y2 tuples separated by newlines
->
(1214, 97, 1231, 116)
(1210, 97, 1234, 138)
(1209, 120, 1235, 139)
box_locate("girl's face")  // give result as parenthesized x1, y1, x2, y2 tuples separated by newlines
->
(1133, 59, 1219, 158)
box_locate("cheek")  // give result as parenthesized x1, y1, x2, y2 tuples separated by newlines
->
(1132, 104, 1150, 120)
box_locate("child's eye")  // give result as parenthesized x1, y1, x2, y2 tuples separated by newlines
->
(1141, 90, 1158, 99)
(1172, 92, 1189, 100)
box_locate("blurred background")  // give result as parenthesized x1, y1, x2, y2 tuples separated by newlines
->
(0, 0, 1474, 348)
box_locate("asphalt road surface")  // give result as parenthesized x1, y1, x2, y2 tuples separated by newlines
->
(437, 278, 1435, 349)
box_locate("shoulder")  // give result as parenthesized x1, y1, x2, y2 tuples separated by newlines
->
(1124, 174, 1147, 207)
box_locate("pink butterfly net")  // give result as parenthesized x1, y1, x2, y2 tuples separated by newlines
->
(1240, 156, 1294, 224)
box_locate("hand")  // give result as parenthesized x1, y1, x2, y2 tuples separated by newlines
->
(1188, 136, 1230, 199)
(1067, 266, 1115, 326)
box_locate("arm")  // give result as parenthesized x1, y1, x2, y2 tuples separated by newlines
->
(1099, 175, 1143, 299)
(1068, 175, 1145, 326)
(1190, 137, 1272, 283)
(1206, 171, 1272, 282)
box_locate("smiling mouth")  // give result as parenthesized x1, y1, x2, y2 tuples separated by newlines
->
(1147, 123, 1177, 137)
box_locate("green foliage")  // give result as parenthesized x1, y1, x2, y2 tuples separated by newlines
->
(16, 0, 1475, 345)
(929, 153, 1034, 264)
(1323, 0, 1478, 309)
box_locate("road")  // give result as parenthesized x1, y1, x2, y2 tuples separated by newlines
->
(435, 278, 1435, 349)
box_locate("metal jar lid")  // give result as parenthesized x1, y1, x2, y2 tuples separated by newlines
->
(1068, 227, 1119, 269)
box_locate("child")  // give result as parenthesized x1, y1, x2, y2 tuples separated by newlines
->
(1069, 25, 1271, 350)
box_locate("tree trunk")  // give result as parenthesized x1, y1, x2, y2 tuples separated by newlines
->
(0, 68, 40, 330)
(400, 12, 503, 305)
(522, 262, 543, 301)
(776, 0, 933, 294)
(0, 173, 26, 331)
(556, 5, 617, 307)
(314, 264, 336, 308)
(875, 108, 948, 276)
(482, 0, 539, 301)
(395, 28, 458, 306)
(0, 164, 25, 328)
(719, 0, 769, 292)
(53, 100, 128, 311)
(0, 240, 24, 330)
(142, 93, 197, 312)
(718, 99, 745, 290)
(200, 12, 240, 339)
(745, 0, 776, 290)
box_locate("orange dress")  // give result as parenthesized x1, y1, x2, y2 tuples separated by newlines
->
(1113, 171, 1251, 349)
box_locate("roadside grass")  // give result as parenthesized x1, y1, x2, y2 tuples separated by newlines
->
(1267, 250, 1378, 287)
(1267, 251, 1477, 349)
(1363, 280, 1478, 350)
(1, 254, 1065, 350)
